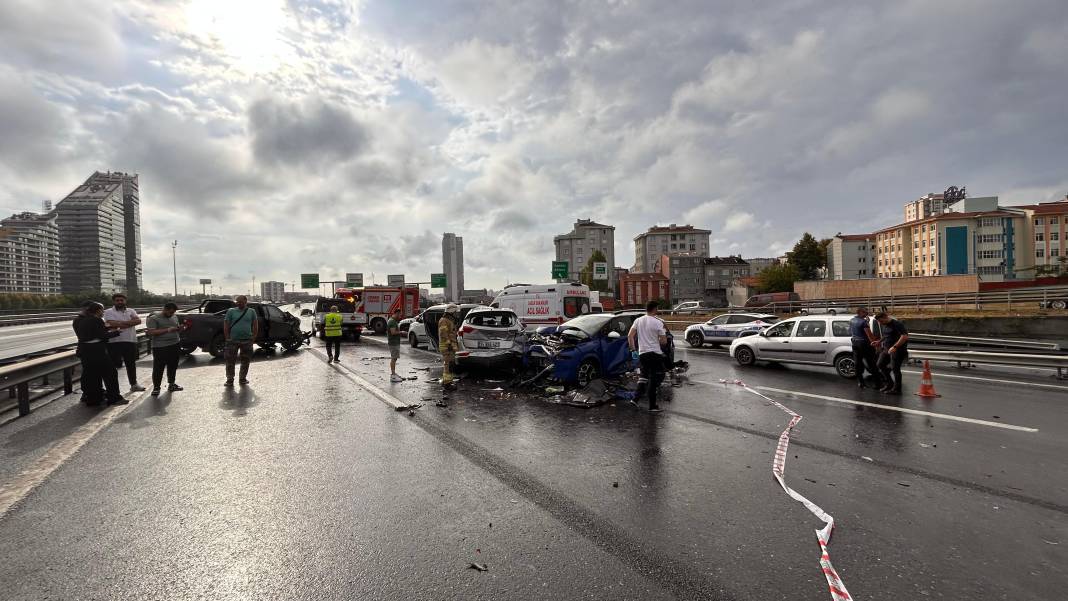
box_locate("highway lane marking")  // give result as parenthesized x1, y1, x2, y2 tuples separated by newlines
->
(0, 390, 151, 518)
(900, 369, 1068, 391)
(691, 381, 1038, 433)
(309, 347, 409, 410)
(361, 334, 440, 358)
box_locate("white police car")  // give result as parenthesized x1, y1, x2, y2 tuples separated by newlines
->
(684, 312, 779, 348)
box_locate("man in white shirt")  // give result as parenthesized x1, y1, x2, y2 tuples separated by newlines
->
(627, 300, 668, 413)
(104, 293, 145, 392)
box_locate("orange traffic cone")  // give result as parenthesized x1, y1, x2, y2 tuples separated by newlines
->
(915, 360, 941, 398)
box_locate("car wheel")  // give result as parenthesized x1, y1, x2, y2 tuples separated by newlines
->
(409, 332, 419, 348)
(734, 346, 756, 366)
(835, 354, 857, 379)
(828, 309, 837, 316)
(282, 336, 303, 352)
(686, 331, 704, 347)
(208, 334, 225, 358)
(371, 317, 387, 336)
(800, 310, 809, 316)
(1053, 300, 1067, 310)
(577, 358, 600, 387)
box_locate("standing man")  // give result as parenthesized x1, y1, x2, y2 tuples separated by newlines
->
(875, 312, 910, 395)
(146, 302, 185, 396)
(627, 300, 668, 413)
(387, 307, 404, 382)
(223, 295, 259, 387)
(323, 304, 343, 363)
(437, 304, 460, 404)
(104, 293, 145, 392)
(850, 307, 882, 389)
(73, 302, 127, 406)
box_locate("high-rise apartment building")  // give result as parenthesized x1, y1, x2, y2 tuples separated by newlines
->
(54, 172, 142, 294)
(442, 232, 464, 302)
(260, 281, 285, 302)
(554, 219, 616, 288)
(904, 193, 946, 223)
(827, 234, 876, 280)
(0, 212, 61, 294)
(632, 224, 711, 273)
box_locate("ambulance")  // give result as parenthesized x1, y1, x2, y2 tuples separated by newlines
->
(491, 283, 592, 326)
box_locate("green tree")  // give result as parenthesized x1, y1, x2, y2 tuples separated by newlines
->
(579, 250, 611, 293)
(756, 263, 801, 294)
(787, 233, 825, 280)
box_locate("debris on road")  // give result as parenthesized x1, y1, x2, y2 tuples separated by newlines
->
(861, 456, 873, 462)
(897, 482, 911, 487)
(467, 563, 488, 572)
(613, 481, 619, 488)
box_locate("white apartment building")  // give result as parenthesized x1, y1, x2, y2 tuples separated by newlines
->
(633, 224, 711, 273)
(0, 212, 61, 294)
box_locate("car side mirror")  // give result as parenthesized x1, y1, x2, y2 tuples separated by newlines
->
(760, 330, 768, 337)
(607, 331, 622, 339)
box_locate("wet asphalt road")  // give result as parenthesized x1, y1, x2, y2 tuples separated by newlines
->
(0, 325, 1066, 600)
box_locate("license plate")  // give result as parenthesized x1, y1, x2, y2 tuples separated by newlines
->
(477, 341, 502, 349)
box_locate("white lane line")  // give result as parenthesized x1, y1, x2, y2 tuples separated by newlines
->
(693, 380, 1038, 433)
(361, 334, 440, 357)
(0, 390, 151, 518)
(310, 348, 409, 410)
(900, 369, 1068, 391)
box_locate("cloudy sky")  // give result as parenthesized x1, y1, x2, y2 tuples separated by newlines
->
(1, 0, 1066, 295)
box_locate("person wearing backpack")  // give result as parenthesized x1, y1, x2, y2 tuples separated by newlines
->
(223, 295, 259, 387)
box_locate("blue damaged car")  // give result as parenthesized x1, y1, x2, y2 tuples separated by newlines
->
(526, 310, 679, 387)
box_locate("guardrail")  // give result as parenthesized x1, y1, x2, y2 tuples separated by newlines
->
(0, 305, 198, 328)
(910, 349, 1068, 379)
(748, 285, 1068, 314)
(1, 335, 151, 417)
(908, 333, 1061, 351)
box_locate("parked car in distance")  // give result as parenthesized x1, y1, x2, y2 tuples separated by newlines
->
(799, 303, 849, 316)
(728, 315, 858, 378)
(684, 313, 779, 347)
(745, 292, 801, 313)
(456, 307, 525, 368)
(671, 300, 718, 314)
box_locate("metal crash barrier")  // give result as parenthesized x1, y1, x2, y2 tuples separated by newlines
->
(909, 349, 1068, 380)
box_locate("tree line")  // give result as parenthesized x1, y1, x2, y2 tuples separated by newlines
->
(754, 233, 832, 294)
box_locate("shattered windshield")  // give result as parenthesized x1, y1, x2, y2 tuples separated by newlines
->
(559, 314, 613, 336)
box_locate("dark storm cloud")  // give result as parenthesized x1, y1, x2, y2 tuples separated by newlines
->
(248, 97, 371, 168)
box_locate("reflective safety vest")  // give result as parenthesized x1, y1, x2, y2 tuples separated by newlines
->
(324, 312, 343, 337)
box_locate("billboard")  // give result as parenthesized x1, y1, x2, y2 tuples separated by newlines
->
(199, 278, 212, 285)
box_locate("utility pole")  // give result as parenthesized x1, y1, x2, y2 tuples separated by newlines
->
(171, 240, 178, 297)
(251, 274, 256, 298)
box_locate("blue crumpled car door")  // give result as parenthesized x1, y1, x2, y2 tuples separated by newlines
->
(601, 334, 632, 377)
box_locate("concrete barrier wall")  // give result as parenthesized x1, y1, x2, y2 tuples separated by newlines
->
(796, 275, 979, 300)
(904, 315, 1068, 344)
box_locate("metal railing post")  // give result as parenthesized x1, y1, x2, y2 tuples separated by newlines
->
(63, 367, 74, 395)
(17, 382, 30, 416)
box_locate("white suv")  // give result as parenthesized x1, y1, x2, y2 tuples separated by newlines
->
(729, 315, 859, 378)
(456, 307, 525, 368)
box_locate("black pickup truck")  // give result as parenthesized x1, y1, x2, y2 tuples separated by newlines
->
(178, 299, 308, 357)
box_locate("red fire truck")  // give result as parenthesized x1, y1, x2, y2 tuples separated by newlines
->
(350, 286, 421, 335)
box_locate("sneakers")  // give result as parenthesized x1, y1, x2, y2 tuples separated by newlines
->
(239, 379, 249, 385)
(224, 380, 234, 387)
(151, 388, 161, 397)
(108, 397, 130, 406)
(327, 355, 334, 362)
(168, 384, 184, 391)
(390, 374, 404, 382)
(130, 384, 146, 392)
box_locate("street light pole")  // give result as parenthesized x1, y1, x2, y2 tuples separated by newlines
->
(171, 240, 178, 297)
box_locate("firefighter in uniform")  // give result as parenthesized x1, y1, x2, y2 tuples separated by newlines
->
(323, 305, 344, 363)
(437, 304, 460, 400)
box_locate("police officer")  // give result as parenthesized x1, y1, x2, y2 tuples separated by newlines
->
(72, 302, 127, 406)
(849, 307, 882, 389)
(437, 304, 460, 405)
(323, 304, 343, 363)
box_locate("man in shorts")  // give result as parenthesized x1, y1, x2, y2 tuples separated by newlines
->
(387, 307, 404, 382)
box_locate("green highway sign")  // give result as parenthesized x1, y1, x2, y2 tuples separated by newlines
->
(431, 273, 447, 288)
(300, 273, 320, 289)
(551, 261, 569, 279)
(593, 262, 608, 280)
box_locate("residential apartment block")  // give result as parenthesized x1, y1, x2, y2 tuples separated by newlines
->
(904, 193, 946, 223)
(656, 255, 749, 305)
(442, 233, 465, 302)
(0, 212, 61, 294)
(632, 224, 711, 273)
(260, 280, 285, 302)
(554, 219, 616, 289)
(54, 172, 142, 294)
(1014, 197, 1068, 275)
(827, 234, 876, 280)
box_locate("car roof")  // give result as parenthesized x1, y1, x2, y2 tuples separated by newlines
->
(467, 305, 516, 314)
(716, 312, 775, 319)
(425, 303, 483, 311)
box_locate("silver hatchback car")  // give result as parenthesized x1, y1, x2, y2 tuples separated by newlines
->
(729, 315, 859, 378)
(456, 306, 525, 368)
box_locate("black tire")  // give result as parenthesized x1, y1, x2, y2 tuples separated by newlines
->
(828, 309, 837, 316)
(208, 334, 225, 358)
(371, 317, 387, 336)
(576, 358, 600, 387)
(686, 331, 704, 347)
(800, 310, 809, 316)
(835, 353, 857, 379)
(409, 332, 419, 348)
(1053, 300, 1067, 310)
(282, 336, 303, 352)
(734, 346, 756, 366)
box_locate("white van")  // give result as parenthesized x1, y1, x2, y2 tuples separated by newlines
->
(491, 283, 592, 326)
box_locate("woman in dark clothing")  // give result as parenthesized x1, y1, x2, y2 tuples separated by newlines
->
(72, 302, 127, 406)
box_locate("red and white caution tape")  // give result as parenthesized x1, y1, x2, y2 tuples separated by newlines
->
(721, 379, 852, 601)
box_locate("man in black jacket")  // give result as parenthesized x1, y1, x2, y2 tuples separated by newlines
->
(72, 302, 128, 406)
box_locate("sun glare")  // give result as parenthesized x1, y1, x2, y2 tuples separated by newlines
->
(185, 0, 291, 74)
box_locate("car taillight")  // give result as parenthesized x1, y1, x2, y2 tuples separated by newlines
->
(459, 325, 474, 336)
